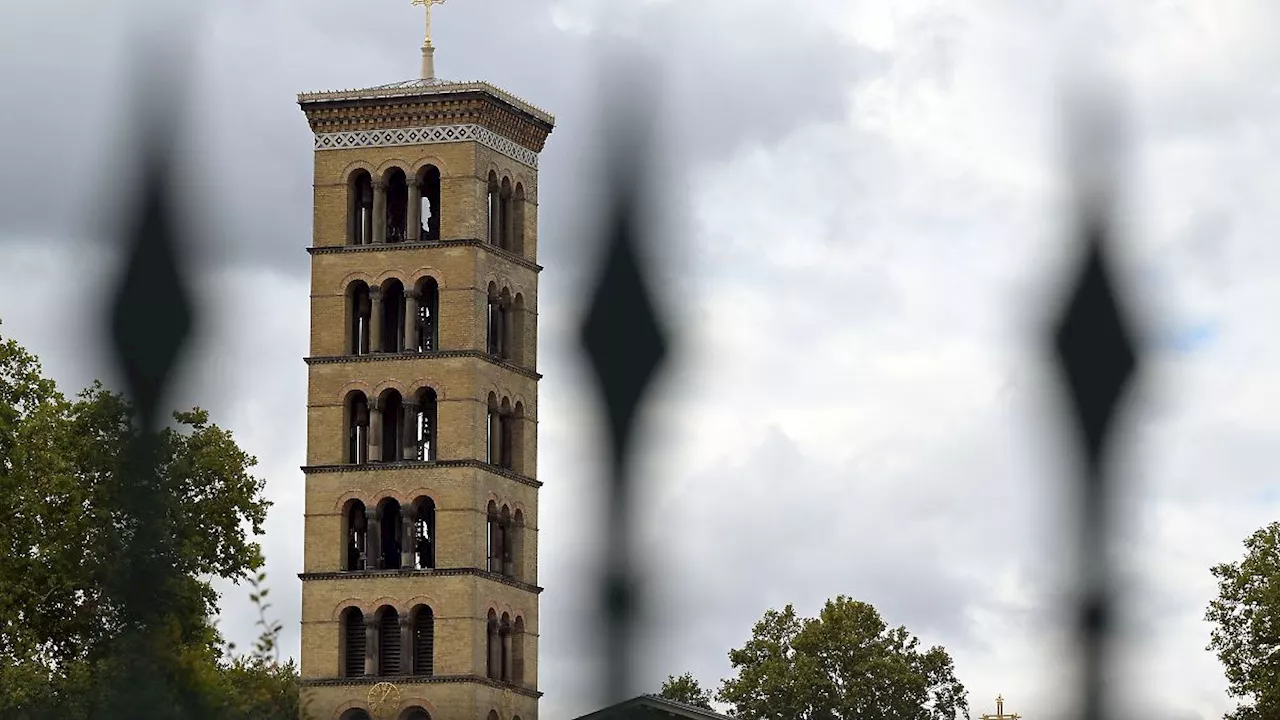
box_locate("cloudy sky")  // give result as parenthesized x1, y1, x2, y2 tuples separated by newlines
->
(3, 0, 1280, 718)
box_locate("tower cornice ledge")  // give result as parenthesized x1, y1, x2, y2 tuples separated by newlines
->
(297, 567, 543, 595)
(300, 459, 544, 489)
(297, 79, 554, 152)
(304, 350, 543, 383)
(308, 238, 543, 274)
(298, 673, 542, 699)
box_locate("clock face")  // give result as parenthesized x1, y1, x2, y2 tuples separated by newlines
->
(367, 682, 402, 718)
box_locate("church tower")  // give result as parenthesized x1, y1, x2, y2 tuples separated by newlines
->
(295, 8, 554, 718)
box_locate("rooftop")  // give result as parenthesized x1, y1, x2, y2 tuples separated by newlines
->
(297, 77, 555, 128)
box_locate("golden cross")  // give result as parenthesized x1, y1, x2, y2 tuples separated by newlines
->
(980, 695, 1022, 720)
(410, 0, 447, 47)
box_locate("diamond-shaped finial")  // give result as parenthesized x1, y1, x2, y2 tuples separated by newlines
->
(579, 168, 669, 468)
(1051, 212, 1138, 469)
(109, 128, 194, 432)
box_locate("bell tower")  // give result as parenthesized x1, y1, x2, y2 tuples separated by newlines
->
(295, 18, 554, 719)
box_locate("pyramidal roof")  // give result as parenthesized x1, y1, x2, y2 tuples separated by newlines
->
(297, 77, 555, 127)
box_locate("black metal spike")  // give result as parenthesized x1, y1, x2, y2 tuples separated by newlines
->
(1051, 95, 1141, 720)
(96, 36, 201, 720)
(580, 81, 670, 706)
(108, 120, 194, 433)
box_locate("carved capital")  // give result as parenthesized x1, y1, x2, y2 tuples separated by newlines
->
(372, 180, 388, 191)
(369, 286, 383, 302)
(406, 177, 422, 189)
(365, 507, 378, 523)
(404, 289, 420, 302)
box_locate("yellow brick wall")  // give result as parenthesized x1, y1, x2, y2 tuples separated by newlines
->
(301, 99, 546, 720)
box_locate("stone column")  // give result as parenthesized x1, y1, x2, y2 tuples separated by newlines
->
(368, 398, 383, 464)
(402, 401, 420, 461)
(372, 181, 387, 243)
(501, 627, 513, 681)
(403, 290, 420, 352)
(369, 287, 383, 354)
(364, 507, 380, 571)
(500, 303, 514, 361)
(406, 178, 422, 242)
(502, 522, 514, 577)
(502, 195, 515, 251)
(364, 615, 378, 675)
(399, 615, 413, 676)
(401, 504, 418, 570)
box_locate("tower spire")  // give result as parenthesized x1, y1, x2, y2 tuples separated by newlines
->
(410, 0, 446, 79)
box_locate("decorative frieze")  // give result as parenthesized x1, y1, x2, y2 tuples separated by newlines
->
(315, 123, 539, 169)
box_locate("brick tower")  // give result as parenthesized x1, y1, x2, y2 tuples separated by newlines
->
(295, 19, 554, 718)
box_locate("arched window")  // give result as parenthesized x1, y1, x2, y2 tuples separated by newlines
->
(348, 170, 373, 246)
(499, 613, 512, 682)
(513, 183, 526, 255)
(403, 709, 432, 720)
(498, 398, 514, 471)
(341, 710, 373, 720)
(420, 165, 442, 242)
(500, 505, 514, 578)
(380, 280, 406, 353)
(376, 606, 401, 675)
(378, 498, 403, 571)
(379, 390, 403, 463)
(411, 605, 434, 676)
(486, 610, 500, 679)
(487, 171, 501, 246)
(498, 288, 513, 361)
(409, 388, 438, 462)
(499, 177, 513, 250)
(348, 282, 372, 356)
(342, 607, 366, 677)
(513, 616, 526, 685)
(386, 169, 408, 243)
(511, 402, 526, 475)
(512, 508, 525, 580)
(345, 392, 370, 465)
(343, 500, 367, 571)
(512, 294, 527, 367)
(486, 287, 501, 357)
(413, 497, 436, 570)
(414, 277, 440, 352)
(486, 500, 501, 574)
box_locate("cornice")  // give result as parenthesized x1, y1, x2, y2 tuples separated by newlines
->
(297, 567, 542, 595)
(307, 238, 542, 274)
(298, 673, 542, 699)
(300, 459, 543, 490)
(297, 79, 555, 128)
(304, 350, 541, 382)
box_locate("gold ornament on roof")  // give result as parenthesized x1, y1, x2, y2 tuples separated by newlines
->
(980, 694, 1022, 720)
(410, 0, 447, 47)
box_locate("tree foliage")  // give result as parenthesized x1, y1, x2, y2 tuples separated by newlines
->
(1206, 521, 1280, 720)
(660, 672, 714, 709)
(717, 596, 968, 720)
(0, 326, 296, 719)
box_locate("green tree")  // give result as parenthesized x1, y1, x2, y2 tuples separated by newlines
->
(1206, 521, 1280, 720)
(0, 325, 283, 718)
(660, 672, 714, 709)
(717, 596, 968, 720)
